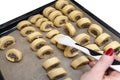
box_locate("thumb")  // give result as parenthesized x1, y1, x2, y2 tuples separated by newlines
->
(89, 48, 114, 79)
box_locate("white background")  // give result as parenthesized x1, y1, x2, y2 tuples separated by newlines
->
(0, 0, 120, 33)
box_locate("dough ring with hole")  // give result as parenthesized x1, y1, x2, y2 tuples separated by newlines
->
(43, 7, 56, 17)
(48, 10, 62, 21)
(40, 21, 54, 32)
(55, 0, 69, 10)
(77, 17, 92, 28)
(62, 5, 76, 15)
(46, 29, 60, 39)
(88, 24, 103, 37)
(20, 26, 36, 37)
(36, 45, 54, 59)
(16, 20, 32, 30)
(42, 57, 61, 70)
(30, 38, 47, 51)
(74, 33, 90, 46)
(104, 41, 120, 53)
(50, 34, 62, 45)
(0, 36, 15, 50)
(85, 44, 101, 51)
(71, 56, 89, 69)
(47, 68, 67, 80)
(64, 23, 76, 37)
(26, 31, 42, 42)
(35, 18, 48, 28)
(95, 33, 111, 46)
(57, 43, 66, 50)
(64, 78, 72, 80)
(29, 14, 43, 24)
(64, 46, 79, 58)
(54, 15, 68, 27)
(68, 10, 83, 22)
(6, 49, 23, 62)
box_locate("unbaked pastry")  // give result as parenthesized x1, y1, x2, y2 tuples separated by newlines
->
(35, 18, 48, 28)
(85, 44, 101, 51)
(43, 7, 56, 17)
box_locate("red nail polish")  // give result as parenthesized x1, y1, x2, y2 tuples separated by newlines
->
(105, 48, 114, 56)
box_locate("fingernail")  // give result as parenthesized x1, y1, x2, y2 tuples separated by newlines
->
(105, 48, 114, 56)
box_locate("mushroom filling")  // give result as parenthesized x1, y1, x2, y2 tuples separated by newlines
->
(67, 9, 74, 14)
(21, 24, 31, 29)
(26, 30, 34, 35)
(46, 24, 52, 29)
(114, 48, 120, 53)
(80, 39, 89, 45)
(64, 28, 70, 35)
(81, 23, 90, 28)
(32, 37, 41, 41)
(43, 51, 52, 57)
(91, 30, 98, 36)
(4, 41, 13, 48)
(60, 20, 66, 24)
(35, 44, 45, 49)
(61, 4, 67, 9)
(8, 53, 18, 61)
(102, 39, 109, 45)
(75, 16, 81, 21)
(70, 48, 78, 53)
(48, 11, 54, 16)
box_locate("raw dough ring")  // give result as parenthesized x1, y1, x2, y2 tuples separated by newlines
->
(54, 15, 68, 27)
(42, 57, 61, 70)
(62, 5, 76, 15)
(74, 33, 90, 46)
(46, 29, 60, 39)
(64, 78, 72, 80)
(55, 0, 69, 10)
(26, 31, 43, 42)
(0, 36, 15, 50)
(43, 7, 56, 17)
(88, 24, 103, 37)
(20, 26, 36, 37)
(35, 18, 48, 28)
(6, 49, 23, 62)
(85, 44, 101, 51)
(50, 34, 62, 45)
(64, 23, 76, 37)
(47, 68, 67, 80)
(48, 10, 62, 21)
(57, 43, 66, 50)
(64, 46, 79, 58)
(17, 20, 32, 30)
(40, 21, 54, 32)
(104, 41, 120, 53)
(29, 14, 43, 24)
(77, 17, 92, 28)
(71, 56, 89, 69)
(30, 38, 47, 51)
(36, 45, 54, 59)
(68, 10, 83, 22)
(95, 33, 111, 46)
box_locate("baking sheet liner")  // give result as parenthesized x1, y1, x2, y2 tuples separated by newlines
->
(0, 0, 120, 80)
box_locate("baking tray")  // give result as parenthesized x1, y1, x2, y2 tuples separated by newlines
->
(0, 0, 120, 80)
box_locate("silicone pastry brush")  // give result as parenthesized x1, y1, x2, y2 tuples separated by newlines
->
(54, 34, 120, 72)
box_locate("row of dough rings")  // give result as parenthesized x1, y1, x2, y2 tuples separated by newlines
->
(68, 10, 83, 22)
(30, 38, 47, 51)
(55, 0, 69, 10)
(104, 41, 120, 53)
(77, 17, 92, 28)
(54, 15, 68, 27)
(17, 20, 32, 31)
(48, 10, 62, 21)
(26, 31, 43, 42)
(40, 21, 54, 32)
(74, 33, 90, 46)
(47, 67, 67, 80)
(35, 18, 48, 28)
(64, 46, 79, 58)
(50, 34, 62, 45)
(29, 14, 44, 24)
(42, 57, 61, 70)
(88, 24, 103, 37)
(64, 78, 72, 80)
(85, 44, 101, 51)
(36, 45, 54, 59)
(57, 43, 66, 50)
(95, 33, 111, 46)
(20, 26, 36, 37)
(46, 29, 60, 39)
(6, 49, 23, 62)
(0, 36, 16, 50)
(43, 7, 56, 17)
(62, 4, 76, 15)
(71, 56, 89, 69)
(64, 23, 76, 37)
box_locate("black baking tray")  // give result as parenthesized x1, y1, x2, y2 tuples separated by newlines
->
(0, 0, 120, 79)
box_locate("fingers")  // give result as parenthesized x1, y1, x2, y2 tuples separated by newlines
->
(88, 61, 97, 67)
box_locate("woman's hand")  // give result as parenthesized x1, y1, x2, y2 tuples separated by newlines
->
(80, 48, 120, 80)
